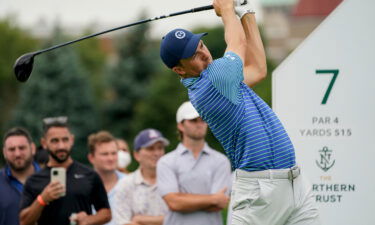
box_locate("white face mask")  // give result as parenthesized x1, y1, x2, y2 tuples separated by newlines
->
(117, 150, 131, 169)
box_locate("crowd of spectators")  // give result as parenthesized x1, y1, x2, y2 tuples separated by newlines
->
(0, 101, 232, 225)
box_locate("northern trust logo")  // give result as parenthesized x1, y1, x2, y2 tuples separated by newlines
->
(175, 31, 186, 39)
(316, 146, 335, 172)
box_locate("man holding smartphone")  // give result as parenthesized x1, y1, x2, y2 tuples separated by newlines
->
(19, 116, 111, 225)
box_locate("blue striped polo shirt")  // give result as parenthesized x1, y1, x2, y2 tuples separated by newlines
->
(181, 52, 295, 171)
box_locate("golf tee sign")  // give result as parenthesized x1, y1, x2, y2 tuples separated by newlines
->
(272, 0, 375, 224)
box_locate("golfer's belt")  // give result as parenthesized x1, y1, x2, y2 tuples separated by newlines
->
(236, 166, 300, 180)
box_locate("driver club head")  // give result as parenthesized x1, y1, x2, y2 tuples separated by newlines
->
(13, 52, 36, 82)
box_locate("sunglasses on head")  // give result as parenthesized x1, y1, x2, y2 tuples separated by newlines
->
(42, 116, 68, 131)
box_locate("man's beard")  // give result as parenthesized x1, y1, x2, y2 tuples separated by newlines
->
(7, 156, 33, 172)
(186, 131, 206, 141)
(47, 148, 71, 163)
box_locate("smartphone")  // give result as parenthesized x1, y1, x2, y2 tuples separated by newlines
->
(50, 167, 66, 197)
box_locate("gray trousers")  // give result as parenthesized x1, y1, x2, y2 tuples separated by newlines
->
(229, 168, 321, 225)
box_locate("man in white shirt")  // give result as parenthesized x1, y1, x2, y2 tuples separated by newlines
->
(113, 128, 169, 225)
(157, 101, 232, 225)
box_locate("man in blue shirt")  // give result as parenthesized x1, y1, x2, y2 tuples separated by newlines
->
(0, 127, 40, 225)
(159, 0, 320, 224)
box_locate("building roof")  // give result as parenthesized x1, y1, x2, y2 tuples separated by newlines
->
(293, 0, 343, 16)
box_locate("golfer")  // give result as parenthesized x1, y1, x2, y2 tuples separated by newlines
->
(159, 0, 320, 224)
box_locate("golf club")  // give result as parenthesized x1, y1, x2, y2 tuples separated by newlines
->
(13, 1, 246, 82)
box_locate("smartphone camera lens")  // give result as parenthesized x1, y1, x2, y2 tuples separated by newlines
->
(53, 170, 59, 176)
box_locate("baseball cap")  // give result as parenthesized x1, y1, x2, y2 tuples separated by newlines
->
(176, 101, 200, 123)
(134, 128, 169, 151)
(160, 28, 207, 68)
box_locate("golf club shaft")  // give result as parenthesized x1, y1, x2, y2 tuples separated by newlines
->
(34, 5, 214, 56)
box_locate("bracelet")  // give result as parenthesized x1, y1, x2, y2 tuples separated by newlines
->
(37, 195, 48, 206)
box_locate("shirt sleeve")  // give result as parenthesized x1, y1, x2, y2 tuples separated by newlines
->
(210, 155, 233, 195)
(91, 172, 110, 211)
(206, 51, 244, 104)
(156, 156, 179, 197)
(20, 177, 38, 210)
(112, 178, 133, 225)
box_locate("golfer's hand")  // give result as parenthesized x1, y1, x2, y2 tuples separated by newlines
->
(213, 0, 235, 17)
(234, 0, 255, 18)
(40, 181, 65, 203)
(213, 187, 229, 209)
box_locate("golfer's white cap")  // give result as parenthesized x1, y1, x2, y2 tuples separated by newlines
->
(176, 101, 200, 123)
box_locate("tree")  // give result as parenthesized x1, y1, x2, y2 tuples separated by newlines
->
(103, 12, 157, 140)
(75, 27, 108, 103)
(131, 67, 188, 150)
(0, 18, 38, 135)
(8, 27, 99, 163)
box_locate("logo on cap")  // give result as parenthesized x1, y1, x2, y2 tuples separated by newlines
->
(149, 129, 159, 138)
(175, 31, 186, 39)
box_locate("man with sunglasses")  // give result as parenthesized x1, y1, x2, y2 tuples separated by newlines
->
(19, 116, 111, 225)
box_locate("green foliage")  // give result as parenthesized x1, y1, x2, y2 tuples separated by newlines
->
(0, 18, 276, 169)
(194, 26, 226, 59)
(103, 14, 157, 140)
(0, 19, 38, 136)
(131, 67, 188, 152)
(8, 28, 99, 164)
(75, 28, 107, 103)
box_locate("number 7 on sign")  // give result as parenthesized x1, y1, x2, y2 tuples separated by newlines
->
(316, 69, 339, 104)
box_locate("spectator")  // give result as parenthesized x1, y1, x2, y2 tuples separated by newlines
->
(0, 127, 40, 225)
(87, 130, 126, 225)
(157, 101, 232, 225)
(113, 128, 168, 225)
(34, 146, 49, 169)
(19, 116, 111, 225)
(116, 138, 132, 174)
